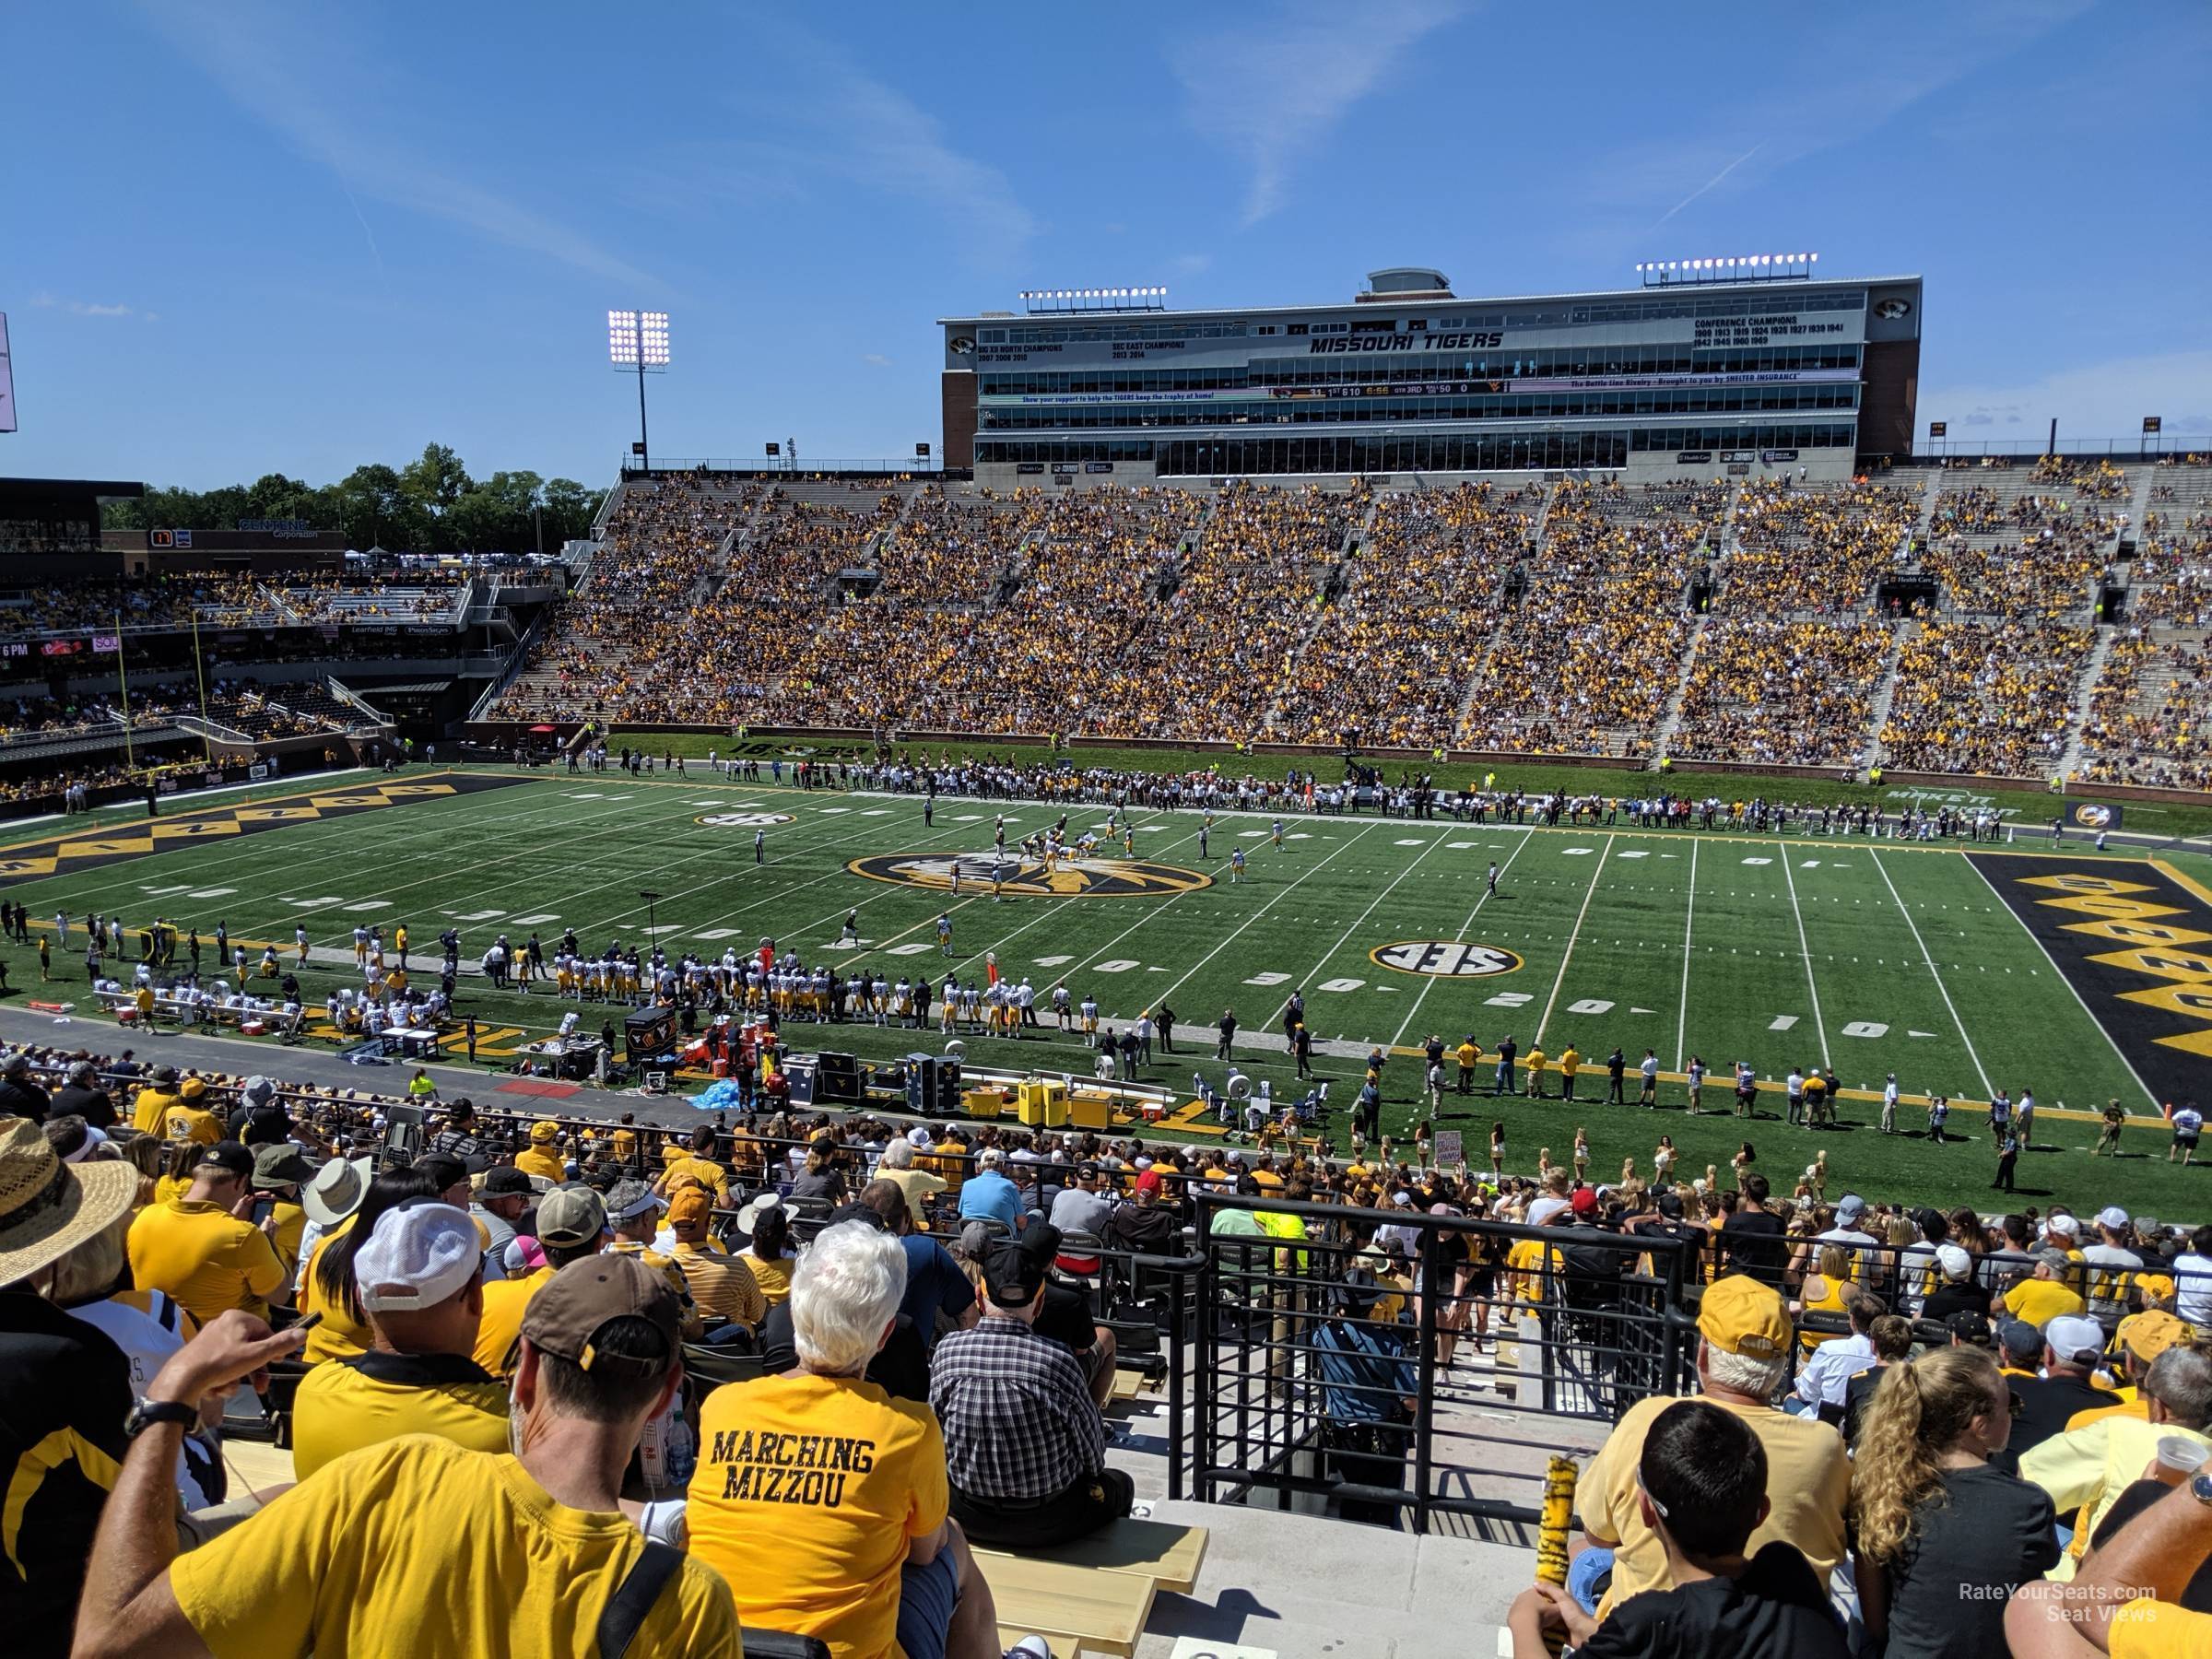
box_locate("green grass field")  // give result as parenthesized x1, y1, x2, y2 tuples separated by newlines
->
(6, 764, 2210, 1220)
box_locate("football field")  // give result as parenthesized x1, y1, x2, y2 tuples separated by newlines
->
(6, 765, 2210, 1218)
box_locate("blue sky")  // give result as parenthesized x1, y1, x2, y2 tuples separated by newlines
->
(6, 0, 2208, 488)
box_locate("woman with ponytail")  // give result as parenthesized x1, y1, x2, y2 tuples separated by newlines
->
(1851, 1345, 2057, 1657)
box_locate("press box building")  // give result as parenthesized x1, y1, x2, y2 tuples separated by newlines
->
(941, 263, 1921, 488)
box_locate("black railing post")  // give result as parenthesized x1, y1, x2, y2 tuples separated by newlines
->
(1194, 1189, 1220, 1504)
(1168, 1261, 1187, 1502)
(1658, 1235, 1688, 1395)
(1414, 1235, 1438, 1535)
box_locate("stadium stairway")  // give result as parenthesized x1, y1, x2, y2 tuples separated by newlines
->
(1863, 618, 1914, 768)
(2127, 465, 2158, 548)
(2058, 624, 2116, 781)
(1910, 468, 1941, 545)
(1097, 1352, 1584, 1652)
(1649, 613, 1708, 759)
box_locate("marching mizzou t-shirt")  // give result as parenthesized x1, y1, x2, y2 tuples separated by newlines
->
(687, 1371, 948, 1659)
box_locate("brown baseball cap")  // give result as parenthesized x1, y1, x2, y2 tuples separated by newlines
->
(520, 1253, 681, 1376)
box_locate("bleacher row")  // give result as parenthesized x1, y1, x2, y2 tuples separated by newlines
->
(480, 459, 2212, 784)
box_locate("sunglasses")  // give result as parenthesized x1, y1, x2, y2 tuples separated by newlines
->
(1635, 1466, 1669, 1520)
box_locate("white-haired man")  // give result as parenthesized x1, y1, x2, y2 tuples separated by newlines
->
(878, 1137, 948, 1230)
(687, 1221, 1020, 1659)
(1568, 1275, 1850, 1621)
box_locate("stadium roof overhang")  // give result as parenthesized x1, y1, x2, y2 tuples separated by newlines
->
(940, 275, 1924, 328)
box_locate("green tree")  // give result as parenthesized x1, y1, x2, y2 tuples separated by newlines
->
(335, 464, 405, 548)
(444, 488, 509, 552)
(399, 442, 474, 522)
(96, 444, 600, 553)
(540, 477, 604, 545)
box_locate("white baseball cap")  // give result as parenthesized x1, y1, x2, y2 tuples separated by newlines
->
(354, 1202, 482, 1313)
(2047, 1213, 2080, 1238)
(2044, 1314, 2107, 1366)
(2096, 1206, 2131, 1231)
(1936, 1244, 1972, 1281)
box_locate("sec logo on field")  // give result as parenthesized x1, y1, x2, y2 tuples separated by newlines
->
(1369, 940, 1524, 978)
(696, 812, 796, 828)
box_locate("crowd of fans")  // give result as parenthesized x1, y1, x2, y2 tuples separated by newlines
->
(1921, 478, 2119, 621)
(1879, 621, 2094, 776)
(2079, 633, 2212, 790)
(1270, 484, 1535, 749)
(2031, 455, 2133, 500)
(468, 464, 2212, 799)
(1670, 620, 1894, 768)
(1457, 481, 1719, 756)
(1719, 481, 1920, 617)
(492, 478, 922, 726)
(2129, 507, 2212, 627)
(0, 576, 271, 637)
(16, 1030, 2212, 1655)
(1068, 480, 1350, 743)
(272, 578, 467, 623)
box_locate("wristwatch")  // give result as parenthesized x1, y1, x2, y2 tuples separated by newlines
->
(2192, 1469, 2212, 1509)
(124, 1397, 199, 1439)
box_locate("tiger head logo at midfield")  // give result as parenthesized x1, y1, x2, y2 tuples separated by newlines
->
(846, 851, 1209, 898)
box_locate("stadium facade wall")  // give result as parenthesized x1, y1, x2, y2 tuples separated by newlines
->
(944, 270, 1921, 491)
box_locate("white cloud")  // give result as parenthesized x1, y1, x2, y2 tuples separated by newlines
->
(34, 299, 148, 319)
(1922, 349, 2212, 446)
(709, 31, 1036, 265)
(1171, 0, 1462, 226)
(862, 353, 892, 367)
(137, 1, 659, 288)
(1171, 253, 1213, 276)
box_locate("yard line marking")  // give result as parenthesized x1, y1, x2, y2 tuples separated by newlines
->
(1777, 838, 1831, 1069)
(1294, 825, 1455, 1001)
(1676, 836, 1698, 1071)
(1389, 827, 1536, 1047)
(1535, 833, 1613, 1050)
(1965, 857, 2161, 1112)
(1870, 850, 1994, 1098)
(1151, 821, 1383, 1012)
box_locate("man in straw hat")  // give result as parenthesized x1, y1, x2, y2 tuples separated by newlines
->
(0, 1113, 145, 1652)
(70, 1254, 742, 1657)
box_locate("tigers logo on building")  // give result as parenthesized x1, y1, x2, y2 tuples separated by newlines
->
(846, 851, 1209, 899)
(1369, 940, 1524, 978)
(696, 812, 796, 828)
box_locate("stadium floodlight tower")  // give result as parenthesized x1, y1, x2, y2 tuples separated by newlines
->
(607, 310, 670, 472)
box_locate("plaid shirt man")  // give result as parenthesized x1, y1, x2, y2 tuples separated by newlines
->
(929, 1315, 1105, 1500)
